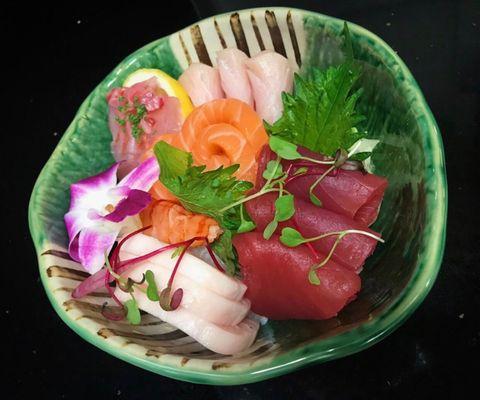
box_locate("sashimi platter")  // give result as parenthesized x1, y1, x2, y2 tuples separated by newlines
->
(30, 8, 446, 384)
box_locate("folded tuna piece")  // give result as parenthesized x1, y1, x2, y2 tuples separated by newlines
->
(217, 48, 254, 107)
(120, 250, 251, 326)
(256, 145, 388, 226)
(245, 50, 294, 124)
(245, 192, 379, 272)
(120, 234, 247, 301)
(233, 232, 361, 320)
(115, 288, 259, 355)
(179, 63, 225, 106)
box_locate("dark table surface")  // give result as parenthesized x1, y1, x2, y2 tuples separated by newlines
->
(4, 0, 479, 398)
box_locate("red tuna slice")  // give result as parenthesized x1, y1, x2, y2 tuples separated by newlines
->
(107, 77, 183, 177)
(353, 191, 385, 226)
(232, 232, 361, 320)
(245, 192, 379, 272)
(255, 145, 388, 226)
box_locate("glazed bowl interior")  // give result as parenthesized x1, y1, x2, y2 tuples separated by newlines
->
(29, 8, 446, 385)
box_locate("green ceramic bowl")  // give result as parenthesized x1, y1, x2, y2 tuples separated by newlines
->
(29, 7, 447, 385)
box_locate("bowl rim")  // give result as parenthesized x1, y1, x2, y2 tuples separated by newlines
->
(29, 6, 447, 385)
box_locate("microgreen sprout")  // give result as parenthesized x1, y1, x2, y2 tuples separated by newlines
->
(124, 294, 141, 325)
(88, 225, 228, 323)
(171, 245, 185, 259)
(237, 204, 256, 233)
(263, 194, 295, 239)
(269, 136, 336, 165)
(308, 148, 348, 206)
(279, 227, 384, 285)
(145, 270, 160, 301)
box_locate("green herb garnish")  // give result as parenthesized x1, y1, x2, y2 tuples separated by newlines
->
(262, 159, 284, 180)
(237, 204, 256, 234)
(263, 194, 295, 239)
(269, 136, 302, 160)
(154, 141, 256, 275)
(154, 141, 253, 228)
(210, 230, 238, 276)
(279, 227, 384, 285)
(266, 23, 365, 157)
(116, 95, 148, 141)
(171, 246, 185, 259)
(124, 297, 141, 325)
(145, 270, 160, 301)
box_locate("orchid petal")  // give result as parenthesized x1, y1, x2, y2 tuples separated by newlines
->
(65, 210, 96, 255)
(75, 226, 120, 274)
(64, 211, 83, 246)
(65, 159, 157, 274)
(103, 189, 151, 223)
(108, 186, 131, 197)
(119, 156, 159, 192)
(69, 163, 120, 210)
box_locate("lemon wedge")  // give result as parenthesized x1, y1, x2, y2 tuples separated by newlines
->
(123, 68, 193, 118)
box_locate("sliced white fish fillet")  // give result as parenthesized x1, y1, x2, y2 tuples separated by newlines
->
(115, 288, 259, 355)
(217, 48, 253, 107)
(119, 234, 247, 301)
(179, 63, 225, 106)
(120, 250, 251, 326)
(245, 50, 294, 124)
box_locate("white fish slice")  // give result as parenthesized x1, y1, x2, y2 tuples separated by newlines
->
(119, 234, 247, 301)
(120, 250, 251, 326)
(179, 63, 224, 106)
(115, 288, 259, 355)
(217, 48, 254, 107)
(245, 50, 295, 124)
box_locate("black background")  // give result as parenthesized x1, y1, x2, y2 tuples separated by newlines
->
(3, 0, 479, 399)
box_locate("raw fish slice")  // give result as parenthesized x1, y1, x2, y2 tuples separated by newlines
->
(120, 251, 251, 326)
(354, 192, 384, 226)
(217, 48, 253, 106)
(246, 192, 379, 272)
(115, 288, 259, 355)
(245, 50, 294, 124)
(256, 145, 388, 226)
(179, 63, 224, 106)
(107, 78, 182, 177)
(120, 233, 247, 301)
(160, 98, 268, 183)
(233, 232, 361, 320)
(140, 200, 221, 246)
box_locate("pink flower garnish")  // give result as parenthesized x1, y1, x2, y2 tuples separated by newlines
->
(64, 157, 159, 274)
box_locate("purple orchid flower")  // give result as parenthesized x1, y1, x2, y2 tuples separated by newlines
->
(64, 157, 160, 274)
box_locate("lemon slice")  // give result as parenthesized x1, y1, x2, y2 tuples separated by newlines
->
(123, 68, 193, 118)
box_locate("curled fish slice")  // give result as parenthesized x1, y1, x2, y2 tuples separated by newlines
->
(179, 63, 225, 106)
(217, 48, 254, 107)
(115, 288, 259, 355)
(119, 251, 251, 326)
(245, 50, 294, 124)
(120, 233, 247, 301)
(140, 200, 222, 246)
